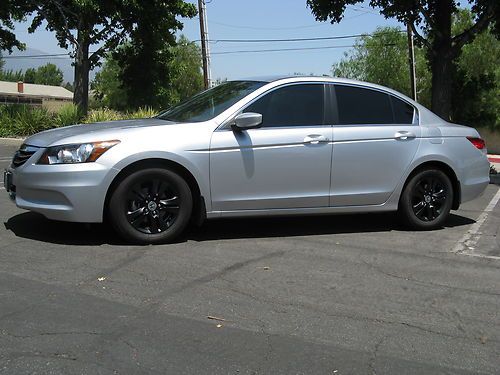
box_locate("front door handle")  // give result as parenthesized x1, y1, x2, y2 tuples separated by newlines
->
(304, 135, 328, 144)
(395, 131, 416, 141)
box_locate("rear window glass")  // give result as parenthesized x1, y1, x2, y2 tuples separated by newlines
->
(391, 96, 415, 124)
(335, 85, 393, 125)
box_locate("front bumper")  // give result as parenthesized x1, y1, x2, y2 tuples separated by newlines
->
(6, 153, 117, 223)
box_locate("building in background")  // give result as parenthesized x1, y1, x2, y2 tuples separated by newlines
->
(0, 81, 73, 111)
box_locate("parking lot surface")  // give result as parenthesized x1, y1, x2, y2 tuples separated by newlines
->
(1, 141, 499, 375)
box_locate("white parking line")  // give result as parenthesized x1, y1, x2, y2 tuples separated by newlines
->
(452, 188, 500, 260)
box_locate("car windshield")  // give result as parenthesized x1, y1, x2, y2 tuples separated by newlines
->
(157, 80, 266, 123)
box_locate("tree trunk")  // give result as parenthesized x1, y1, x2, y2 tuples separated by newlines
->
(429, 0, 454, 121)
(73, 28, 90, 115)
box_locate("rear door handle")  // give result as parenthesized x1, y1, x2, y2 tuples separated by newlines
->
(395, 131, 416, 141)
(304, 135, 328, 144)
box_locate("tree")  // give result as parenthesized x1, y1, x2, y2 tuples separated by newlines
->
(332, 12, 499, 128)
(112, 1, 197, 110)
(23, 67, 36, 83)
(92, 36, 204, 110)
(158, 35, 204, 107)
(91, 53, 128, 110)
(307, 0, 500, 120)
(332, 27, 431, 108)
(30, 0, 196, 114)
(0, 0, 35, 52)
(451, 9, 499, 128)
(0, 52, 4, 71)
(34, 63, 63, 85)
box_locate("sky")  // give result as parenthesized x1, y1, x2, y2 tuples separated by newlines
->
(9, 0, 403, 81)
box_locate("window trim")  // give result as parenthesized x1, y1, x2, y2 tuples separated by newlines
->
(330, 83, 419, 126)
(218, 82, 328, 131)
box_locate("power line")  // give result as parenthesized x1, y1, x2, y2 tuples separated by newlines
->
(1, 53, 70, 59)
(201, 30, 405, 44)
(212, 43, 397, 55)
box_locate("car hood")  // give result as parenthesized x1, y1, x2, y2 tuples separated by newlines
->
(24, 118, 175, 147)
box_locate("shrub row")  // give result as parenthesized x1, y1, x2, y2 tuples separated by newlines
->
(0, 104, 157, 138)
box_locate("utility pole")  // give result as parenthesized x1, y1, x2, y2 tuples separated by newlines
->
(406, 23, 417, 101)
(198, 0, 211, 89)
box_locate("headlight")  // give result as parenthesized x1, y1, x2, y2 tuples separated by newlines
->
(37, 140, 120, 165)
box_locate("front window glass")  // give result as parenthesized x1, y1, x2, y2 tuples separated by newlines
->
(157, 81, 266, 123)
(244, 84, 325, 127)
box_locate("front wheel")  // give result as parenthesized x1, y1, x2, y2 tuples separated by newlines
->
(399, 169, 453, 230)
(108, 168, 193, 244)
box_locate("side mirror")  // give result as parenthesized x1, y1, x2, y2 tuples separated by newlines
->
(232, 112, 262, 130)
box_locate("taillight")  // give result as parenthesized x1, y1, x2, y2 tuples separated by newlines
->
(467, 137, 486, 150)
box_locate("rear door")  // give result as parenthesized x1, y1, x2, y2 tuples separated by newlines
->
(330, 84, 421, 206)
(210, 83, 333, 211)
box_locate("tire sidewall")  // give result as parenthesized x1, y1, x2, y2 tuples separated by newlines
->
(109, 168, 193, 244)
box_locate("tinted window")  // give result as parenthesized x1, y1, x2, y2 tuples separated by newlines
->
(391, 95, 414, 124)
(244, 84, 324, 127)
(335, 85, 393, 125)
(157, 81, 266, 123)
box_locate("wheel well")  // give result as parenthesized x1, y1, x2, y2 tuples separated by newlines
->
(103, 158, 205, 222)
(403, 161, 461, 210)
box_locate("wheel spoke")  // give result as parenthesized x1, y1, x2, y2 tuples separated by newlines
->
(127, 207, 145, 225)
(414, 202, 426, 218)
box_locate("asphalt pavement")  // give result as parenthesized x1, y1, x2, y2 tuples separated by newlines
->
(0, 140, 499, 375)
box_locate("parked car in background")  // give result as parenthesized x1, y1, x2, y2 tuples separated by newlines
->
(4, 76, 490, 243)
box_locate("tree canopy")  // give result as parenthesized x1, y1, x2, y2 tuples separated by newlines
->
(29, 0, 196, 114)
(92, 36, 203, 111)
(332, 10, 499, 129)
(307, 0, 500, 120)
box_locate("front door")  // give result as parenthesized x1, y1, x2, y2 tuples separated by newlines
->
(210, 83, 333, 211)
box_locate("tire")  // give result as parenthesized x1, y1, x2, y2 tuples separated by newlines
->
(108, 168, 193, 244)
(399, 169, 453, 230)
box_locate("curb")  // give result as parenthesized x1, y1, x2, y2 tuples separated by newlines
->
(0, 137, 24, 146)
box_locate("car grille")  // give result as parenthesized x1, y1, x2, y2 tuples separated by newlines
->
(12, 144, 39, 168)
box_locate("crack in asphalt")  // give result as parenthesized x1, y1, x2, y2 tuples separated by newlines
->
(213, 279, 500, 345)
(368, 334, 389, 375)
(0, 329, 104, 339)
(360, 259, 500, 297)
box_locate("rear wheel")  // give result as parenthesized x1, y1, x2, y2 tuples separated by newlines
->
(399, 169, 453, 230)
(108, 168, 192, 244)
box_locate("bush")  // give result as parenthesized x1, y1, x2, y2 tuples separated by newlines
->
(84, 108, 123, 123)
(57, 103, 83, 126)
(0, 105, 56, 137)
(126, 107, 157, 119)
(0, 104, 160, 137)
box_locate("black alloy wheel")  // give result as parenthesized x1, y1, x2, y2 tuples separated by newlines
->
(109, 168, 193, 244)
(399, 169, 453, 230)
(126, 179, 180, 234)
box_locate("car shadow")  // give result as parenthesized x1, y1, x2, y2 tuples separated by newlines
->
(4, 211, 475, 246)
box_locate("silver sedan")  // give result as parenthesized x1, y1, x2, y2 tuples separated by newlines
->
(4, 76, 490, 243)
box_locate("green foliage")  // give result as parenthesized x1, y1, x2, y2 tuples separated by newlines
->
(85, 108, 123, 123)
(332, 27, 431, 108)
(0, 63, 64, 86)
(91, 54, 128, 110)
(0, 68, 24, 82)
(307, 0, 500, 119)
(331, 14, 499, 129)
(34, 63, 63, 86)
(126, 107, 157, 119)
(0, 0, 35, 52)
(93, 35, 203, 111)
(23, 68, 36, 83)
(0, 105, 54, 137)
(0, 104, 159, 137)
(57, 103, 83, 126)
(29, 0, 197, 114)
